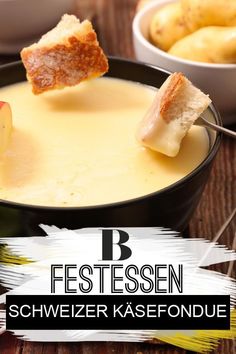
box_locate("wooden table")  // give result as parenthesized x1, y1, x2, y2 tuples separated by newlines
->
(0, 1, 235, 353)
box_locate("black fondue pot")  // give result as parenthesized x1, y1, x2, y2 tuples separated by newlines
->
(0, 58, 221, 236)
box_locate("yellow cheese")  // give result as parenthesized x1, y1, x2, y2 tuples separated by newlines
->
(0, 78, 209, 206)
(0, 101, 12, 154)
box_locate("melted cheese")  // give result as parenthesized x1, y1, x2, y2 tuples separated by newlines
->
(0, 78, 209, 206)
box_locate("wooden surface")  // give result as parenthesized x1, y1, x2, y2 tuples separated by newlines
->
(0, 0, 235, 353)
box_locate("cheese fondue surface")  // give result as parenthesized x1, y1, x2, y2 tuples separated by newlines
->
(0, 78, 209, 206)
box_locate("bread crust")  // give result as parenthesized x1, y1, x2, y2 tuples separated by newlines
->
(137, 71, 211, 156)
(21, 20, 109, 95)
(159, 72, 185, 123)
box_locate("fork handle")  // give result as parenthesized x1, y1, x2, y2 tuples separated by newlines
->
(203, 119, 236, 139)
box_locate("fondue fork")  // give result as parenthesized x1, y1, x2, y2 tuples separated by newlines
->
(195, 116, 236, 138)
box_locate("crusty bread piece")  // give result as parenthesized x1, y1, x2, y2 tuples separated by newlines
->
(136, 72, 211, 157)
(21, 14, 109, 95)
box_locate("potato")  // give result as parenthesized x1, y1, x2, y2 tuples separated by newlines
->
(149, 2, 190, 51)
(168, 26, 236, 64)
(181, 0, 236, 31)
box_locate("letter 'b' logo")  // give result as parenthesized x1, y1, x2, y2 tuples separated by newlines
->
(102, 229, 132, 261)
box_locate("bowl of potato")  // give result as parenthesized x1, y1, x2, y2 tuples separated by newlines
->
(133, 0, 236, 124)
